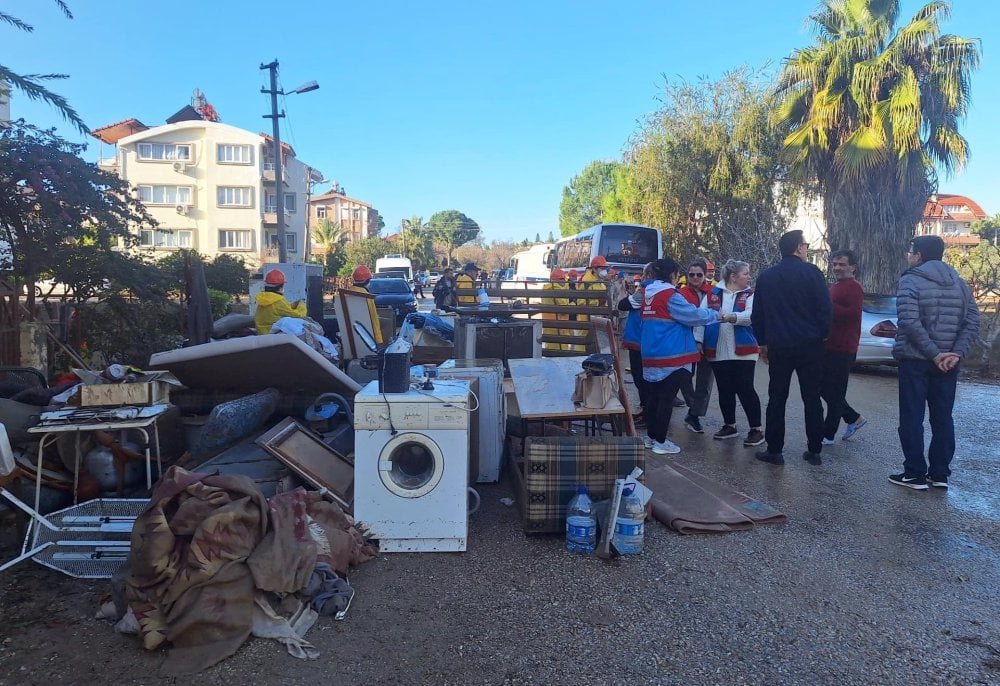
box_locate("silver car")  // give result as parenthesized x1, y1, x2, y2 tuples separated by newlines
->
(856, 295, 898, 364)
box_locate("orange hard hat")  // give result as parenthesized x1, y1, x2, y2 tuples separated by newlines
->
(706, 261, 715, 270)
(264, 269, 285, 286)
(589, 256, 608, 268)
(608, 268, 617, 278)
(550, 268, 566, 280)
(352, 265, 373, 282)
(567, 269, 579, 278)
(633, 274, 641, 282)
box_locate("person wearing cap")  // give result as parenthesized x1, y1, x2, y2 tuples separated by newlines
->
(255, 269, 307, 334)
(349, 265, 384, 345)
(542, 268, 570, 350)
(705, 261, 717, 285)
(456, 262, 480, 306)
(432, 267, 457, 311)
(577, 256, 610, 348)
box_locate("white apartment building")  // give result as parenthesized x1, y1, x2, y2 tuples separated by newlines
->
(95, 117, 321, 268)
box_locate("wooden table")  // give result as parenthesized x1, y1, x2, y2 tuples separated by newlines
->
(507, 357, 625, 433)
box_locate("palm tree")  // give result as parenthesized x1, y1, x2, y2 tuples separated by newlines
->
(312, 218, 344, 258)
(774, 0, 979, 293)
(1, 2, 89, 135)
(400, 215, 437, 268)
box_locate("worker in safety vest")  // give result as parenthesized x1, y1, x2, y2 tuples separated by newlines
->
(456, 262, 480, 306)
(255, 269, 306, 334)
(576, 256, 609, 350)
(350, 265, 384, 345)
(542, 268, 570, 351)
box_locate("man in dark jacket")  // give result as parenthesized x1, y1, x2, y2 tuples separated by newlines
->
(890, 235, 980, 490)
(750, 230, 832, 466)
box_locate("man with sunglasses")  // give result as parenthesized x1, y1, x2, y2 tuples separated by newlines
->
(678, 258, 716, 432)
(751, 230, 831, 466)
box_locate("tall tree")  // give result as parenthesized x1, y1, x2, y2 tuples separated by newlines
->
(0, 1, 89, 135)
(559, 160, 619, 237)
(972, 213, 1000, 247)
(399, 215, 436, 268)
(425, 210, 480, 266)
(605, 69, 795, 270)
(0, 122, 154, 319)
(339, 236, 395, 277)
(774, 0, 980, 293)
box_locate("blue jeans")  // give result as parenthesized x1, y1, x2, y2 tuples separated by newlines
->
(897, 359, 958, 479)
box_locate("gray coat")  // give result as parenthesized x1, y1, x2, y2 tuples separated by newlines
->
(893, 260, 980, 361)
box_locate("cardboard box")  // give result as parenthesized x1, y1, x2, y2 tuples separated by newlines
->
(71, 369, 184, 408)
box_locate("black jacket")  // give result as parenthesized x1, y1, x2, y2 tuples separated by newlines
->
(751, 256, 831, 348)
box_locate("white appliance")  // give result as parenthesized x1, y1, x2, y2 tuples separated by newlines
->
(438, 359, 505, 483)
(353, 380, 471, 552)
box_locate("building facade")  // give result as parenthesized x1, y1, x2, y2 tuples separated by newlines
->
(307, 186, 378, 253)
(94, 118, 321, 268)
(917, 193, 987, 251)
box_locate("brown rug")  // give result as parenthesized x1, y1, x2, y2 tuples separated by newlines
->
(645, 459, 787, 534)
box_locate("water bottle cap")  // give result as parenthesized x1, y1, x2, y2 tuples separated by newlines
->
(577, 484, 587, 495)
(623, 485, 635, 497)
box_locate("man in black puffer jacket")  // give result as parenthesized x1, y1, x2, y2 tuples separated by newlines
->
(889, 235, 980, 491)
(751, 229, 832, 466)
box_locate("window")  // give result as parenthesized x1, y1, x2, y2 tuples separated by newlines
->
(284, 193, 296, 213)
(139, 228, 193, 249)
(268, 232, 297, 252)
(316, 206, 327, 219)
(137, 142, 191, 161)
(137, 185, 192, 205)
(217, 144, 253, 164)
(218, 229, 254, 250)
(264, 192, 296, 213)
(217, 186, 253, 207)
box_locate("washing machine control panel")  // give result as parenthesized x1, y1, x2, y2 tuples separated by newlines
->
(354, 381, 471, 431)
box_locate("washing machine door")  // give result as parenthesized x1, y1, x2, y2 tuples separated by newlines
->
(378, 433, 444, 498)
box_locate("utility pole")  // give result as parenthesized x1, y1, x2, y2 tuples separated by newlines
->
(260, 60, 287, 263)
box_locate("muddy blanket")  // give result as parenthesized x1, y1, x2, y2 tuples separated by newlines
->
(125, 466, 269, 675)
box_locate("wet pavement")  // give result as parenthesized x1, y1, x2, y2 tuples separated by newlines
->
(1, 366, 998, 685)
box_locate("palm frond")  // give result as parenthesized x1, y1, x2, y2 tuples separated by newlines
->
(54, 1, 74, 20)
(835, 124, 887, 180)
(0, 66, 89, 136)
(0, 11, 33, 32)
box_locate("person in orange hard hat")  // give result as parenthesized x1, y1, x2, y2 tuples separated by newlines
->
(542, 268, 570, 350)
(350, 264, 384, 344)
(255, 268, 307, 334)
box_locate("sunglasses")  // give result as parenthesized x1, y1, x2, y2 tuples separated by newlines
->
(687, 272, 704, 278)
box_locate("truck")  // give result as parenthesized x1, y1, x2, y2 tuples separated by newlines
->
(375, 254, 413, 283)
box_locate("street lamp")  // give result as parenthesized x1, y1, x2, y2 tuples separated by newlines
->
(260, 60, 319, 263)
(305, 171, 329, 259)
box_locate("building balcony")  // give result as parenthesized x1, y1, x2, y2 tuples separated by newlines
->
(262, 207, 292, 225)
(98, 158, 120, 175)
(262, 162, 288, 185)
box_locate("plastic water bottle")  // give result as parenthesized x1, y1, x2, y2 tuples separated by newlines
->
(565, 485, 597, 554)
(612, 486, 644, 554)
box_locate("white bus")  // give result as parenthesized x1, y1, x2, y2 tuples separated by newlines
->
(374, 254, 413, 282)
(547, 223, 662, 276)
(509, 243, 554, 282)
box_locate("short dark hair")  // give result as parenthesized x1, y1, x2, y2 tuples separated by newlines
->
(688, 257, 707, 271)
(830, 249, 857, 266)
(779, 230, 806, 257)
(649, 257, 680, 282)
(910, 235, 945, 262)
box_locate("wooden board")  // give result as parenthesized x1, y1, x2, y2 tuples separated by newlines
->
(508, 356, 624, 420)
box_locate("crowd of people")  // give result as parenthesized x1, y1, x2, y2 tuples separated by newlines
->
(257, 227, 980, 490)
(616, 229, 980, 491)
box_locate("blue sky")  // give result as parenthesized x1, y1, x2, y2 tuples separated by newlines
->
(6, 0, 998, 242)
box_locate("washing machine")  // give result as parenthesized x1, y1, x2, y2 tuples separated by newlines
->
(353, 379, 471, 552)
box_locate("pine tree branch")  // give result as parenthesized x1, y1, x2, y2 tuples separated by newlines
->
(0, 66, 90, 135)
(0, 11, 33, 32)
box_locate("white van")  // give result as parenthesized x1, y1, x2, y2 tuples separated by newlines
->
(375, 254, 413, 283)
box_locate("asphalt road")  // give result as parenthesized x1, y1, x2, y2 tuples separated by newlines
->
(1, 364, 998, 685)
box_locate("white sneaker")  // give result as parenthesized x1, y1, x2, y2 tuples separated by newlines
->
(822, 437, 835, 446)
(643, 435, 654, 449)
(652, 438, 681, 455)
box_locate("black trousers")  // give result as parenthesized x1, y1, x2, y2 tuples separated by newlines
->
(711, 359, 761, 428)
(628, 348, 649, 410)
(764, 340, 825, 454)
(821, 350, 861, 439)
(645, 369, 692, 443)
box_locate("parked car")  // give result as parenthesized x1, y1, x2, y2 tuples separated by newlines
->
(856, 294, 898, 365)
(366, 277, 418, 324)
(428, 271, 441, 286)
